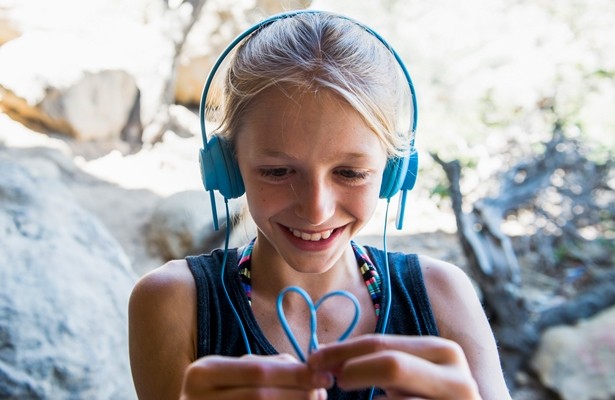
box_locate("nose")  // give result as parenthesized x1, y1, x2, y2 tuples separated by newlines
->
(293, 175, 336, 226)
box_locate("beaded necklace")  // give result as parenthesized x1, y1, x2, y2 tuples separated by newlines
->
(238, 239, 383, 316)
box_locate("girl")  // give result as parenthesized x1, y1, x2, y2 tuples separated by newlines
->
(129, 10, 511, 400)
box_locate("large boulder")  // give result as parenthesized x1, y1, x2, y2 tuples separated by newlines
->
(0, 149, 138, 399)
(147, 189, 254, 260)
(531, 305, 615, 400)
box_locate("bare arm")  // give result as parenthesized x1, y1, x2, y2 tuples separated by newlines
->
(128, 260, 197, 400)
(420, 255, 512, 400)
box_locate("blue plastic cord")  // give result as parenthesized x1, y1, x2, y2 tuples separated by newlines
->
(367, 198, 393, 399)
(220, 199, 252, 354)
(276, 286, 360, 363)
(380, 198, 393, 334)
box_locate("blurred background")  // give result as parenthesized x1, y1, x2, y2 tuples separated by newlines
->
(1, 0, 613, 399)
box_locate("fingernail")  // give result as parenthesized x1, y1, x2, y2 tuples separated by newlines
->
(312, 388, 328, 400)
(313, 371, 333, 388)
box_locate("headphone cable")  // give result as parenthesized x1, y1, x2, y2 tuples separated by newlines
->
(380, 198, 393, 334)
(220, 198, 253, 354)
(367, 197, 393, 399)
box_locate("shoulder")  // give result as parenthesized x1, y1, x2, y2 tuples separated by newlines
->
(128, 259, 197, 399)
(130, 259, 196, 310)
(129, 259, 197, 346)
(417, 255, 475, 297)
(129, 258, 197, 345)
(377, 249, 475, 303)
(416, 255, 481, 335)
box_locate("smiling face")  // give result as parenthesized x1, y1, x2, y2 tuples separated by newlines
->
(235, 87, 388, 275)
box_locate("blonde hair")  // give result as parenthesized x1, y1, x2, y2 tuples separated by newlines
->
(213, 12, 413, 158)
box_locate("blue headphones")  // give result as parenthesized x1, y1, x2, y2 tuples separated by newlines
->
(199, 10, 419, 230)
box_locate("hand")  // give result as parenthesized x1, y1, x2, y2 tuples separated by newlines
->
(307, 334, 481, 400)
(180, 353, 333, 400)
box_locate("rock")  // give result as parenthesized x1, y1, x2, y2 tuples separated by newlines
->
(147, 190, 226, 260)
(147, 189, 255, 260)
(148, 190, 224, 260)
(531, 305, 615, 400)
(0, 32, 139, 141)
(168, 104, 200, 138)
(0, 151, 138, 399)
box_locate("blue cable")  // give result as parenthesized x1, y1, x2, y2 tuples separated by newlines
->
(220, 198, 253, 354)
(276, 286, 360, 363)
(367, 198, 393, 399)
(380, 198, 393, 334)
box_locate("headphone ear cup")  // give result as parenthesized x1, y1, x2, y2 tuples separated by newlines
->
(200, 135, 245, 199)
(401, 152, 419, 191)
(379, 156, 409, 199)
(379, 152, 418, 199)
(383, 152, 418, 230)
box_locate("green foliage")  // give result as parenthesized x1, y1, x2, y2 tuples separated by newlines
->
(429, 182, 450, 201)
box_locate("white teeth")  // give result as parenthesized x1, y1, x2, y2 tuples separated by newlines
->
(289, 228, 333, 241)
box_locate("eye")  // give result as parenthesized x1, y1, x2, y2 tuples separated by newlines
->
(334, 169, 370, 182)
(258, 167, 293, 181)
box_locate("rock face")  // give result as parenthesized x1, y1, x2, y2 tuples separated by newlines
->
(0, 151, 138, 399)
(531, 305, 615, 400)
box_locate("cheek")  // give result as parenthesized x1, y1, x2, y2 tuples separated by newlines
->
(244, 182, 285, 219)
(343, 185, 381, 220)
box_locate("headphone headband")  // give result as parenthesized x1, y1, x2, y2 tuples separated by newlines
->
(199, 9, 418, 145)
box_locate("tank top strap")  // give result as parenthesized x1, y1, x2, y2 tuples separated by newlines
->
(364, 247, 440, 336)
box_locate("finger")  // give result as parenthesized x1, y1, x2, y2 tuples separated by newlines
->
(183, 355, 333, 393)
(183, 386, 328, 400)
(309, 334, 468, 371)
(334, 349, 441, 392)
(377, 395, 428, 400)
(338, 350, 478, 399)
(252, 353, 301, 364)
(383, 388, 430, 400)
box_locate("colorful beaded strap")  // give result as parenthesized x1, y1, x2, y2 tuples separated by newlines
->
(237, 239, 383, 315)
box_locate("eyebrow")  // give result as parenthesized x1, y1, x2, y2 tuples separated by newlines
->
(258, 149, 373, 161)
(258, 149, 299, 160)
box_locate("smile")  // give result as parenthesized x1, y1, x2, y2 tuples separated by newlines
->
(288, 228, 333, 241)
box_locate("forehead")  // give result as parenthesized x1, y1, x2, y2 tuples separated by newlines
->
(235, 87, 385, 158)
